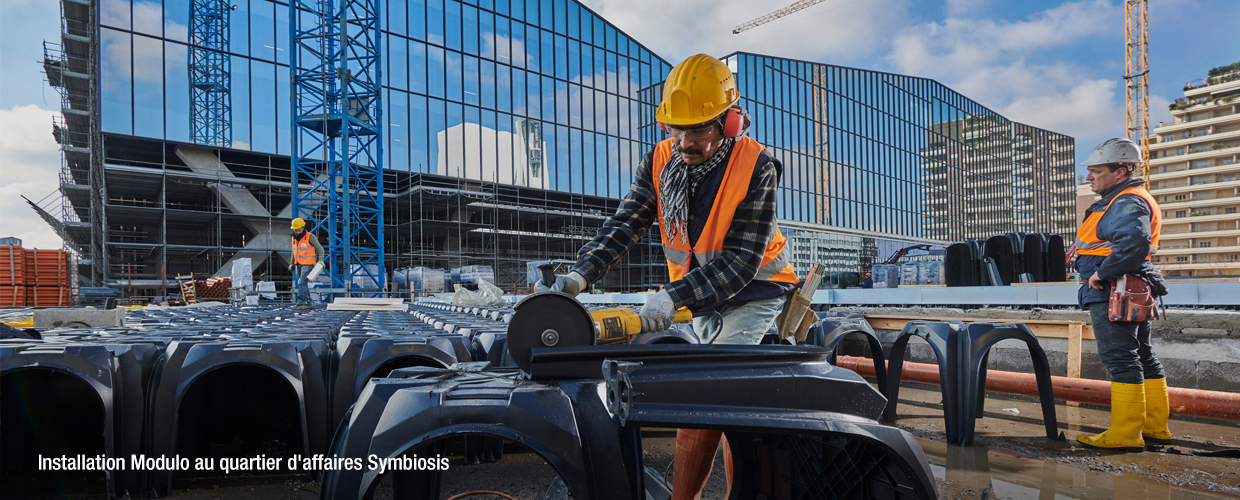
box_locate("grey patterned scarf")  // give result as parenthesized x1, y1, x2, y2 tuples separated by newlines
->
(659, 138, 735, 245)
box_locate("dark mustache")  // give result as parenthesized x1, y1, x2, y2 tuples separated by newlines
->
(675, 145, 704, 155)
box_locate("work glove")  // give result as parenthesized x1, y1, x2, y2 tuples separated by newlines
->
(535, 271, 588, 297)
(638, 289, 676, 333)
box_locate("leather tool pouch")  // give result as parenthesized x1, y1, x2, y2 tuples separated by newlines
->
(1108, 274, 1158, 322)
(776, 292, 816, 342)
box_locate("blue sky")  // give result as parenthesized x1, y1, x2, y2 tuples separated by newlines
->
(1, 0, 1237, 248)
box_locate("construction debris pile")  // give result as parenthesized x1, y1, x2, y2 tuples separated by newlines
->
(0, 245, 72, 307)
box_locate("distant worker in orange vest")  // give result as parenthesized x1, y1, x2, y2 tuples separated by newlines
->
(1074, 138, 1170, 452)
(535, 54, 799, 499)
(289, 218, 324, 310)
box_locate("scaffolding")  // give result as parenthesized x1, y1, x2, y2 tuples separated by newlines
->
(189, 0, 234, 147)
(291, 0, 385, 295)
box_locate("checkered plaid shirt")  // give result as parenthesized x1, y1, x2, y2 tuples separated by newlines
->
(570, 148, 783, 310)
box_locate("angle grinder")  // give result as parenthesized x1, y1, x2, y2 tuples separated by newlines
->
(507, 265, 691, 373)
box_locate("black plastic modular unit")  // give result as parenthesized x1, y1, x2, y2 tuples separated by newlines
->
(882, 320, 1061, 446)
(321, 345, 936, 500)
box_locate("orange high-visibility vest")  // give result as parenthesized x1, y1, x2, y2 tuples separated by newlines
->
(292, 232, 318, 265)
(651, 136, 799, 284)
(1075, 185, 1161, 259)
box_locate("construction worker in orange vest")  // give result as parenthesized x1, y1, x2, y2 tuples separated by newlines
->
(1074, 138, 1171, 452)
(535, 53, 799, 499)
(290, 218, 324, 309)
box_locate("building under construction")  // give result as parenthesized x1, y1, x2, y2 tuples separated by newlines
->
(36, 0, 1075, 296)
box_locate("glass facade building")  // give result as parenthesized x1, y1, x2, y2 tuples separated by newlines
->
(56, 0, 1074, 292)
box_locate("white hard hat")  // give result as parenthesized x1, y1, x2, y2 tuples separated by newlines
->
(1081, 137, 1142, 166)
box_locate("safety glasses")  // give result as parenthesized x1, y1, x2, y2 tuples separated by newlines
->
(665, 123, 719, 141)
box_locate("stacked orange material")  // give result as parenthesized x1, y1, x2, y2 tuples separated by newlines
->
(23, 249, 71, 307)
(1, 245, 27, 307)
(183, 277, 231, 302)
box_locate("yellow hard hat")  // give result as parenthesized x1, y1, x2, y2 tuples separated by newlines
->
(291, 218, 306, 229)
(656, 54, 740, 127)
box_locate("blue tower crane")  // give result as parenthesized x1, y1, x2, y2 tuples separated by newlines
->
(290, 0, 385, 296)
(189, 0, 236, 147)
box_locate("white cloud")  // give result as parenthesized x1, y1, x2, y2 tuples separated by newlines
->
(884, 0, 1128, 159)
(578, 0, 909, 64)
(0, 105, 66, 249)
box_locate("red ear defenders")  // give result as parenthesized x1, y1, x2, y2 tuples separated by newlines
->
(659, 107, 748, 139)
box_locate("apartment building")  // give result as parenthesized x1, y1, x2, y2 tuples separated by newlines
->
(1147, 63, 1240, 277)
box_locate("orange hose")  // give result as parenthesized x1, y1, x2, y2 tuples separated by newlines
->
(835, 355, 1240, 421)
(446, 491, 519, 500)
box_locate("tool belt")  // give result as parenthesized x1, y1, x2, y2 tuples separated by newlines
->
(1108, 274, 1158, 322)
(775, 291, 815, 342)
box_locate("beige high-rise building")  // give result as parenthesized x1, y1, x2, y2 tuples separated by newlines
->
(1147, 63, 1240, 277)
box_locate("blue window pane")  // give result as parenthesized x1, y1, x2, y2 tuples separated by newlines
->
(464, 55, 480, 105)
(554, 34, 567, 80)
(494, 16, 510, 64)
(230, 55, 250, 149)
(446, 51, 463, 102)
(525, 26, 540, 73)
(580, 87, 593, 132)
(526, 72, 540, 119)
(605, 50, 617, 94)
(593, 47, 606, 90)
(571, 127, 583, 193)
(390, 92, 409, 170)
(555, 125, 569, 192)
(593, 16, 604, 48)
(250, 0, 275, 61)
(411, 94, 429, 172)
(540, 0, 553, 30)
(479, 11, 495, 60)
(250, 62, 276, 152)
(579, 9, 592, 44)
(494, 0, 509, 17)
(428, 98, 446, 173)
(445, 0, 462, 50)
(480, 60, 496, 109)
(427, 0, 444, 45)
(479, 0, 493, 11)
(164, 41, 189, 142)
(132, 35, 163, 139)
(389, 35, 407, 90)
(132, 0, 162, 36)
(525, 0, 538, 26)
(592, 88, 605, 132)
(566, 1, 578, 40)
(618, 57, 630, 98)
(428, 45, 445, 98)
(276, 64, 290, 154)
(509, 0, 523, 22)
(164, 0, 189, 43)
(410, 0, 427, 40)
(509, 21, 523, 69)
(463, 105, 481, 180)
(580, 131, 594, 194)
(445, 102, 464, 176)
(101, 29, 132, 134)
(579, 43, 592, 88)
(553, 0, 566, 35)
(410, 40, 427, 94)
(463, 5, 479, 55)
(496, 64, 511, 112)
(568, 83, 580, 129)
(480, 108, 496, 179)
(567, 40, 579, 83)
(551, 77, 565, 125)
(390, 0, 406, 34)
(230, 0, 248, 56)
(511, 69, 525, 116)
(539, 29, 553, 76)
(275, 5, 289, 64)
(101, 0, 130, 30)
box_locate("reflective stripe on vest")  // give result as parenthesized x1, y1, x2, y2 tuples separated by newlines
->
(1075, 186, 1161, 259)
(652, 137, 799, 284)
(292, 233, 317, 265)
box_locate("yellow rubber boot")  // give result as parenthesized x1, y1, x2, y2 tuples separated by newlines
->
(1142, 378, 1173, 442)
(1077, 382, 1146, 452)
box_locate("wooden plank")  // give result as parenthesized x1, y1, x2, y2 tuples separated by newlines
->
(1066, 322, 1084, 407)
(865, 315, 1093, 339)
